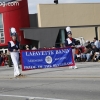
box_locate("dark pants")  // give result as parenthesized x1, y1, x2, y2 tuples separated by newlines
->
(8, 55, 12, 67)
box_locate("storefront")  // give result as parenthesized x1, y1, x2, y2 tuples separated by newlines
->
(0, 0, 30, 48)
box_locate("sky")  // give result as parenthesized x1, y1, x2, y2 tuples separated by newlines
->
(28, 0, 100, 14)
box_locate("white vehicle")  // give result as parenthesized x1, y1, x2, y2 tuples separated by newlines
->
(75, 37, 85, 46)
(0, 48, 8, 53)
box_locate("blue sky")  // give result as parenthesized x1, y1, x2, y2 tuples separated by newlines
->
(28, 0, 100, 14)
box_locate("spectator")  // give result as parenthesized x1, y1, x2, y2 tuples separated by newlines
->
(75, 48, 81, 62)
(60, 43, 65, 48)
(91, 45, 99, 62)
(4, 53, 8, 66)
(86, 40, 92, 49)
(32, 46, 37, 50)
(93, 37, 99, 48)
(52, 46, 56, 49)
(76, 40, 80, 45)
(25, 45, 30, 50)
(81, 46, 92, 62)
(43, 47, 46, 49)
(98, 40, 100, 49)
(0, 54, 5, 66)
(0, 54, 3, 66)
(7, 51, 13, 67)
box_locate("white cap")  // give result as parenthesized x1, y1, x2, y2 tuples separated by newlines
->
(66, 27, 71, 32)
(11, 27, 16, 33)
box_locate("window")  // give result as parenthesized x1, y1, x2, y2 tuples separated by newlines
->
(0, 14, 3, 29)
(55, 29, 67, 47)
(0, 31, 5, 43)
(0, 14, 5, 44)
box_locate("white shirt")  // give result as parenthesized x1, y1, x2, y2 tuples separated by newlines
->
(94, 40, 99, 48)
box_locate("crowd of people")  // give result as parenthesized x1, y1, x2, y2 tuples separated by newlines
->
(74, 37, 100, 62)
(24, 37, 100, 63)
(0, 37, 100, 67)
(0, 52, 8, 66)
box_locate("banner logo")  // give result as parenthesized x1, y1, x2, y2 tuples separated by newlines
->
(45, 56, 52, 64)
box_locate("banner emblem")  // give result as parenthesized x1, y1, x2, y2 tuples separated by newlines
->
(45, 56, 52, 64)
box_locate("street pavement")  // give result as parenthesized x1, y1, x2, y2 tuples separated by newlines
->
(0, 62, 100, 100)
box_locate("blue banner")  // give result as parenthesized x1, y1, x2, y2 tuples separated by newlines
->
(21, 48, 75, 71)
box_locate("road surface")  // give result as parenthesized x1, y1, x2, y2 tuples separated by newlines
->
(0, 62, 100, 100)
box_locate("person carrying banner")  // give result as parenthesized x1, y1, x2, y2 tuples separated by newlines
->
(65, 27, 78, 69)
(8, 27, 24, 78)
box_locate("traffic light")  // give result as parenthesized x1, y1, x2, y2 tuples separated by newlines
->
(54, 0, 58, 4)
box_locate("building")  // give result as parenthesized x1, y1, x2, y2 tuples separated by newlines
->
(1, 2, 100, 49)
(0, 0, 30, 49)
(22, 3, 100, 48)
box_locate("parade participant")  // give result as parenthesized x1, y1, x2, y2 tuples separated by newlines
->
(65, 27, 78, 69)
(8, 27, 23, 77)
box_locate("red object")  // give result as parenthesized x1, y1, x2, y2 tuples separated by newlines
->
(75, 48, 81, 54)
(0, 0, 30, 47)
(1, 61, 5, 66)
(12, 40, 17, 44)
(4, 56, 8, 61)
(69, 38, 73, 41)
(79, 47, 85, 53)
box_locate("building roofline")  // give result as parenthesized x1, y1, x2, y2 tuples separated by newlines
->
(38, 3, 100, 5)
(21, 24, 100, 30)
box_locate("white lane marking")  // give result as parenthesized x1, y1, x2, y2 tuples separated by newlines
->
(0, 94, 66, 100)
